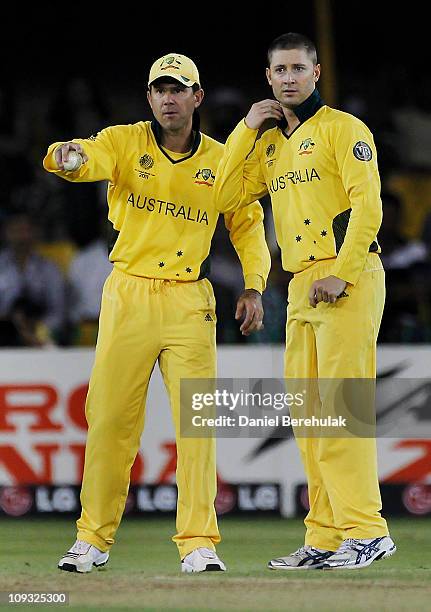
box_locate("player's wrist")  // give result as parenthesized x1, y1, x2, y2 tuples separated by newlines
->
(243, 117, 260, 131)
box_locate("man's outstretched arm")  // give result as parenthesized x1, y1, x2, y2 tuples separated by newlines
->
(43, 127, 119, 183)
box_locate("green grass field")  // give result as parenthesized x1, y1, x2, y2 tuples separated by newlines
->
(0, 517, 430, 611)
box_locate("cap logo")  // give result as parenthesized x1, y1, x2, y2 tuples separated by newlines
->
(160, 56, 181, 71)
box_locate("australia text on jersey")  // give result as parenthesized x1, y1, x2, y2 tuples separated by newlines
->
(127, 192, 209, 225)
(269, 168, 321, 193)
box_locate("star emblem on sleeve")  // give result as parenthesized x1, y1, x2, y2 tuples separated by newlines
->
(296, 235, 302, 242)
(177, 250, 183, 257)
(321, 230, 327, 236)
(304, 219, 311, 225)
(159, 262, 165, 268)
(309, 255, 315, 261)
(186, 267, 192, 273)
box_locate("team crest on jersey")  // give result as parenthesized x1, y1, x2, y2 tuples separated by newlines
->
(265, 144, 277, 167)
(298, 138, 315, 155)
(135, 154, 155, 180)
(353, 141, 372, 161)
(140, 154, 154, 169)
(194, 168, 215, 186)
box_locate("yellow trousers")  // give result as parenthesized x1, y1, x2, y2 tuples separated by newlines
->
(76, 268, 220, 558)
(285, 254, 389, 551)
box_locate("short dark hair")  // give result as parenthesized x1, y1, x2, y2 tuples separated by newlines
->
(267, 32, 318, 66)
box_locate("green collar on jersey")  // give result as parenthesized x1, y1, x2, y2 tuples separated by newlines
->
(294, 88, 324, 123)
(150, 113, 202, 165)
(277, 89, 324, 131)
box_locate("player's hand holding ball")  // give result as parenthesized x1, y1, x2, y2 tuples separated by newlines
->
(55, 142, 88, 172)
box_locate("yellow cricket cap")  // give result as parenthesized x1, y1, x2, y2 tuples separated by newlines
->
(148, 53, 200, 88)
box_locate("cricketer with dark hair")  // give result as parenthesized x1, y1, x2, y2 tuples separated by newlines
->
(214, 32, 396, 570)
(44, 53, 271, 574)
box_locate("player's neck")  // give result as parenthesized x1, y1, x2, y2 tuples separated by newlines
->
(160, 125, 194, 153)
(283, 107, 300, 136)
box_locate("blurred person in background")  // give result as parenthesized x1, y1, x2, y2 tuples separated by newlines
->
(68, 221, 113, 345)
(0, 295, 52, 347)
(379, 192, 430, 342)
(379, 191, 427, 270)
(0, 212, 66, 344)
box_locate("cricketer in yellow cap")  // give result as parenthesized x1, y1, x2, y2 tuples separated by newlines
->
(43, 53, 271, 573)
(148, 53, 200, 87)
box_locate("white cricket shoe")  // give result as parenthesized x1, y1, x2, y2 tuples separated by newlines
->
(58, 539, 109, 573)
(268, 545, 334, 570)
(181, 547, 226, 573)
(322, 536, 396, 570)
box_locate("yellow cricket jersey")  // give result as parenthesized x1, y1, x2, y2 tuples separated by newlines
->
(43, 120, 270, 292)
(214, 90, 382, 286)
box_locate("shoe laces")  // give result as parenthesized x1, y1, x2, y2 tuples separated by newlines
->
(337, 538, 359, 554)
(292, 545, 312, 557)
(70, 540, 91, 554)
(198, 547, 216, 558)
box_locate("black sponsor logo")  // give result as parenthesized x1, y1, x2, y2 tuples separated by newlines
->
(353, 141, 372, 161)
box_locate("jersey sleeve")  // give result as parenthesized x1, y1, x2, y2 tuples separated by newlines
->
(223, 200, 271, 294)
(331, 118, 383, 285)
(214, 120, 269, 213)
(42, 127, 119, 183)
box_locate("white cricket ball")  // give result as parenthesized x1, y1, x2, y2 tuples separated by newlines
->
(63, 150, 83, 172)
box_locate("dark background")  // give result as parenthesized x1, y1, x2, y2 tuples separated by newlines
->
(1, 1, 430, 345)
